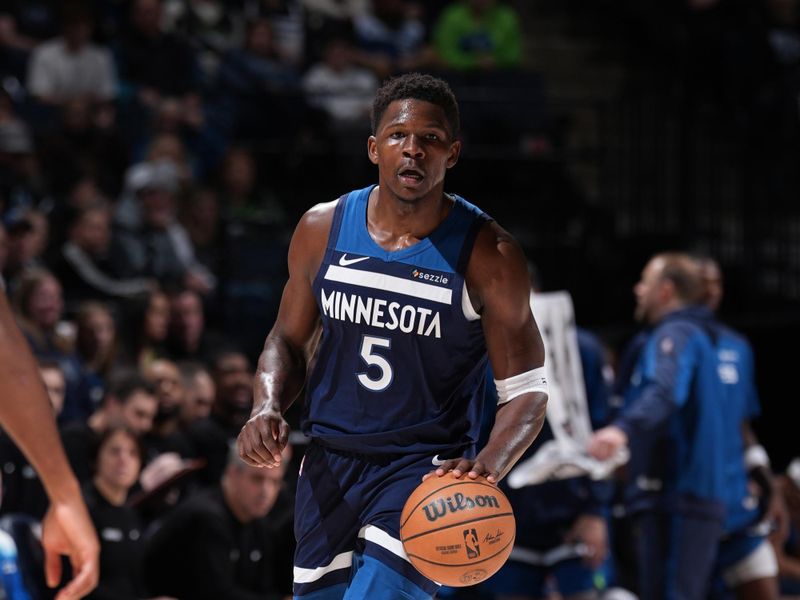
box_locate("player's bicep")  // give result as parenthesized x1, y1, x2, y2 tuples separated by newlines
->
(472, 230, 544, 379)
(267, 206, 331, 350)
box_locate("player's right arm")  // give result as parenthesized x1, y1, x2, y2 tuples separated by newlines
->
(237, 202, 335, 469)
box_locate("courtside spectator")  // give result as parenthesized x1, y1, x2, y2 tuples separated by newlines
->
(143, 443, 293, 600)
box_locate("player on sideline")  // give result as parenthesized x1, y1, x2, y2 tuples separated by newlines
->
(696, 256, 782, 600)
(238, 72, 548, 600)
(0, 292, 100, 600)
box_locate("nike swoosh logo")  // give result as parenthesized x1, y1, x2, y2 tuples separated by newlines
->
(432, 455, 446, 466)
(339, 254, 370, 267)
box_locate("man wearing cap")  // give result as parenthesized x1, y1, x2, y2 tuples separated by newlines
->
(109, 160, 215, 293)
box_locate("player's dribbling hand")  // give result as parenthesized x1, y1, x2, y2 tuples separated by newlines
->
(237, 408, 289, 468)
(423, 457, 499, 484)
(41, 495, 100, 600)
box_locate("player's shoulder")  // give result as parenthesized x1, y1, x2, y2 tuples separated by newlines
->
(295, 198, 340, 237)
(469, 219, 526, 272)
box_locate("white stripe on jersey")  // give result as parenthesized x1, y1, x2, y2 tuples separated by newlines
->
(324, 265, 453, 305)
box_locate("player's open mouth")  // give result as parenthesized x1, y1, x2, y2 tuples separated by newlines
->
(398, 169, 424, 185)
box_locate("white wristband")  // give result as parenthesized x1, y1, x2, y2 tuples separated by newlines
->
(744, 444, 770, 470)
(494, 367, 548, 405)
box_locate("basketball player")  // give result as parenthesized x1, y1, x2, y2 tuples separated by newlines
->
(238, 73, 548, 599)
(697, 256, 781, 600)
(0, 292, 99, 599)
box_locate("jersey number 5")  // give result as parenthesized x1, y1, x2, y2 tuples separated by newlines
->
(357, 335, 393, 391)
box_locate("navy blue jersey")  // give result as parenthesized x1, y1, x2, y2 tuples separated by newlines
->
(617, 306, 727, 512)
(305, 185, 492, 454)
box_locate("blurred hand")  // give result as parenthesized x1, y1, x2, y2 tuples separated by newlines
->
(587, 426, 628, 461)
(41, 496, 100, 600)
(565, 514, 608, 569)
(140, 452, 185, 491)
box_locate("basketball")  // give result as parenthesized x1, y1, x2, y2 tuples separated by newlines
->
(400, 473, 515, 587)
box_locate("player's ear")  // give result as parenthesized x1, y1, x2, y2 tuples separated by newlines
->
(446, 140, 461, 169)
(367, 136, 379, 165)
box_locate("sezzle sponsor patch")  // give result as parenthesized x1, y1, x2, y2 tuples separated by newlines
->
(411, 269, 450, 286)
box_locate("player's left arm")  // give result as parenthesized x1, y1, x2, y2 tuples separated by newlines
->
(433, 222, 547, 483)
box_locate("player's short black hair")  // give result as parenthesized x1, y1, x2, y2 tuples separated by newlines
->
(371, 73, 460, 139)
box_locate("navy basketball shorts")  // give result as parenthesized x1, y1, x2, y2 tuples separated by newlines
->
(292, 440, 455, 599)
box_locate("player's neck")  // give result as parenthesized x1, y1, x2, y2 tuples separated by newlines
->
(368, 185, 452, 251)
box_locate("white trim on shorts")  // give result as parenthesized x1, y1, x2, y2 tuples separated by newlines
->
(294, 552, 354, 584)
(358, 524, 410, 562)
(292, 525, 411, 585)
(722, 539, 778, 587)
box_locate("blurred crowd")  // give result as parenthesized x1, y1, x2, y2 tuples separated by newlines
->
(1, 0, 799, 599)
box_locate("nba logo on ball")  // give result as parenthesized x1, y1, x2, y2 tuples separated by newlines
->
(400, 474, 515, 587)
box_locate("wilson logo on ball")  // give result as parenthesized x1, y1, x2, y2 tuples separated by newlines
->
(421, 492, 501, 522)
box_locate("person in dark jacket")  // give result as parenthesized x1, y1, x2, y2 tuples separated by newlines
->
(142, 443, 294, 600)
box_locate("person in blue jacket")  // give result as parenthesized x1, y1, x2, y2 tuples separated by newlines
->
(696, 256, 781, 600)
(588, 251, 729, 600)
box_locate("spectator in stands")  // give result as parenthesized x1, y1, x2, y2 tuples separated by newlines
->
(433, 0, 522, 71)
(111, 160, 216, 295)
(0, 3, 55, 83)
(61, 370, 158, 485)
(50, 202, 152, 312)
(300, 0, 368, 65)
(38, 97, 129, 202)
(12, 267, 92, 423)
(142, 442, 294, 600)
(163, 0, 242, 58)
(0, 359, 66, 520)
(352, 0, 433, 78)
(25, 2, 117, 106)
(216, 145, 287, 227)
(83, 425, 147, 600)
(141, 358, 192, 460)
(302, 36, 378, 135)
(143, 133, 194, 188)
(2, 208, 43, 291)
(120, 288, 170, 370)
(215, 16, 304, 143)
(166, 288, 220, 363)
(178, 361, 215, 427)
(179, 186, 221, 281)
(115, 0, 200, 114)
(186, 348, 253, 487)
(0, 115, 44, 235)
(74, 301, 119, 410)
